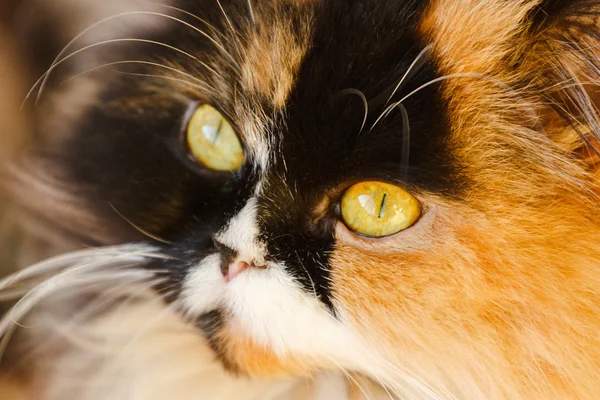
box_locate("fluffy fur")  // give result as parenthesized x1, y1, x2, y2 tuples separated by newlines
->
(2, 0, 600, 399)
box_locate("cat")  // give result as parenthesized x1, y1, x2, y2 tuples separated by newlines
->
(1, 0, 600, 399)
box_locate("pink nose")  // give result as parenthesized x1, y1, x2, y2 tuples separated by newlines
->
(224, 259, 250, 283)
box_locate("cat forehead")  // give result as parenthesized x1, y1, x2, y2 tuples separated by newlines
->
(164, 0, 443, 180)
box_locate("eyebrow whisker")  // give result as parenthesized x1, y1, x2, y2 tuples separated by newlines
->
(371, 72, 519, 131)
(216, 0, 239, 39)
(62, 60, 206, 86)
(247, 0, 257, 25)
(31, 10, 239, 106)
(339, 88, 369, 134)
(109, 70, 210, 94)
(21, 37, 219, 110)
(132, 1, 228, 42)
(383, 44, 433, 109)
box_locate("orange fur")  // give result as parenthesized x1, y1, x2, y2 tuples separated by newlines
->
(5, 1, 600, 399)
(217, 331, 319, 378)
(240, 5, 312, 109)
(328, 1, 600, 398)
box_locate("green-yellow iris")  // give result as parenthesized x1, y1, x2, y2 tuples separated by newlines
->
(341, 181, 421, 237)
(187, 105, 244, 172)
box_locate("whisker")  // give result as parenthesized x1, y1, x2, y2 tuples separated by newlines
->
(215, 0, 245, 62)
(109, 203, 173, 245)
(294, 251, 318, 300)
(371, 72, 520, 130)
(372, 374, 398, 400)
(0, 268, 153, 334)
(132, 1, 228, 42)
(109, 71, 208, 94)
(22, 38, 210, 110)
(339, 88, 369, 134)
(327, 309, 450, 400)
(383, 45, 433, 109)
(0, 244, 157, 292)
(247, 0, 257, 25)
(40, 280, 170, 354)
(32, 10, 238, 105)
(0, 271, 157, 362)
(61, 60, 207, 89)
(5, 277, 171, 371)
(216, 0, 239, 40)
(398, 103, 411, 181)
(325, 363, 374, 400)
(0, 324, 16, 364)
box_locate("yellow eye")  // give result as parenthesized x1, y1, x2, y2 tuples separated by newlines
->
(341, 181, 421, 237)
(187, 104, 244, 172)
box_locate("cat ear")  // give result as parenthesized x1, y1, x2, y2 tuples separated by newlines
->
(525, 1, 600, 172)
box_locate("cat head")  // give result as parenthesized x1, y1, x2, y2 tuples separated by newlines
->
(8, 0, 600, 397)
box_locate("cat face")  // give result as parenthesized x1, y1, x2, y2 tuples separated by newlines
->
(13, 0, 600, 396)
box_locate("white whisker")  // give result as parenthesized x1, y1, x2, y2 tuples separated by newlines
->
(44, 281, 170, 354)
(326, 308, 452, 400)
(0, 245, 165, 337)
(61, 60, 206, 88)
(216, 0, 239, 39)
(322, 359, 374, 400)
(372, 72, 518, 130)
(8, 277, 170, 370)
(384, 45, 433, 109)
(372, 374, 398, 400)
(0, 268, 153, 335)
(109, 203, 173, 245)
(133, 1, 228, 42)
(340, 88, 369, 134)
(247, 0, 256, 25)
(0, 244, 157, 292)
(110, 70, 209, 93)
(0, 271, 157, 362)
(22, 38, 212, 110)
(31, 10, 238, 105)
(294, 251, 318, 300)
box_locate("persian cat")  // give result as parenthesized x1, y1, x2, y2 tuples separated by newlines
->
(1, 0, 600, 399)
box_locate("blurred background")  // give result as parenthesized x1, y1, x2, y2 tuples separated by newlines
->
(0, 0, 31, 285)
(0, 0, 171, 290)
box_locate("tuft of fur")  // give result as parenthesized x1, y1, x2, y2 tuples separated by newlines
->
(3, 1, 600, 400)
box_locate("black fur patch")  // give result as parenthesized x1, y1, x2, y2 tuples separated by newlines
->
(39, 0, 458, 313)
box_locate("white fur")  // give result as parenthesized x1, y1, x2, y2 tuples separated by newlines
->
(181, 253, 226, 316)
(183, 200, 377, 373)
(181, 200, 446, 400)
(225, 264, 369, 367)
(240, 117, 272, 172)
(35, 300, 321, 400)
(6, 243, 409, 400)
(214, 197, 266, 265)
(32, 297, 405, 400)
(314, 372, 351, 400)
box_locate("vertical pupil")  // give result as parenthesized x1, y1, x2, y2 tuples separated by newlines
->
(200, 112, 224, 144)
(212, 119, 224, 144)
(378, 193, 388, 218)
